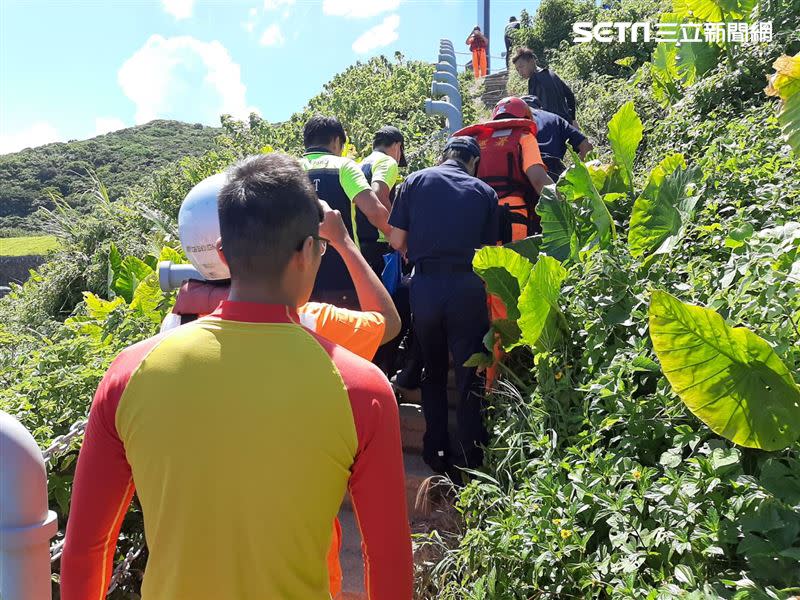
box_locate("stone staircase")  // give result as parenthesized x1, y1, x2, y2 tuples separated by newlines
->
(338, 375, 459, 598)
(481, 71, 509, 108)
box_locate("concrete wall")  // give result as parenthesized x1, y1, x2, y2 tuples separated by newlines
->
(0, 255, 45, 298)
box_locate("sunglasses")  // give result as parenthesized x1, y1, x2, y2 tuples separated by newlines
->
(296, 235, 328, 256)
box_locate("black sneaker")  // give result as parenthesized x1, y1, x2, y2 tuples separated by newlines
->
(392, 361, 422, 391)
(423, 450, 450, 475)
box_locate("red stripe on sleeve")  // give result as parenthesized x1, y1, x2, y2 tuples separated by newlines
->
(311, 335, 413, 599)
(60, 334, 163, 600)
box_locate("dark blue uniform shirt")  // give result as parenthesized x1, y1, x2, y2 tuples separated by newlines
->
(532, 109, 587, 160)
(389, 160, 499, 265)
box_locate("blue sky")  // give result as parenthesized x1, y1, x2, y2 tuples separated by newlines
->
(0, 0, 539, 154)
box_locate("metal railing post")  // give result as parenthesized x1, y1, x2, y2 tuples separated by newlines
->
(0, 411, 58, 600)
(433, 70, 459, 89)
(431, 81, 462, 113)
(426, 39, 464, 135)
(424, 99, 463, 133)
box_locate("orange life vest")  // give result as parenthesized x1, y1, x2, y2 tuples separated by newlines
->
(454, 119, 542, 240)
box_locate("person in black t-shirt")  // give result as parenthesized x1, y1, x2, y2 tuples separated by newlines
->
(512, 47, 578, 128)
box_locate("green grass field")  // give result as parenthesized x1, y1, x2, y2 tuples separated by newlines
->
(0, 235, 60, 257)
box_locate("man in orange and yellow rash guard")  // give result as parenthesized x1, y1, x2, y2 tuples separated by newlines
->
(61, 153, 413, 600)
(164, 198, 402, 598)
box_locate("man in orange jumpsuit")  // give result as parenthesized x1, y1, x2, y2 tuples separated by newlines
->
(466, 26, 488, 78)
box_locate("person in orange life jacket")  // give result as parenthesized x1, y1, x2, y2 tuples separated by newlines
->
(466, 26, 488, 78)
(520, 94, 593, 178)
(300, 115, 391, 309)
(171, 177, 401, 599)
(357, 125, 406, 277)
(62, 153, 413, 600)
(513, 47, 578, 128)
(454, 96, 554, 243)
(389, 136, 500, 475)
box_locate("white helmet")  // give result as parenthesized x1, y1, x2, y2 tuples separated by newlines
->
(178, 172, 230, 280)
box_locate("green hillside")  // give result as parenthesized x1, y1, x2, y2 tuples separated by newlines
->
(0, 120, 219, 236)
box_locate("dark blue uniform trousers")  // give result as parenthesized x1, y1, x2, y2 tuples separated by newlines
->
(410, 271, 490, 470)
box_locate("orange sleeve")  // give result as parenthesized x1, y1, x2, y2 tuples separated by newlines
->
(520, 132, 545, 172)
(299, 302, 386, 361)
(327, 344, 412, 599)
(60, 335, 162, 600)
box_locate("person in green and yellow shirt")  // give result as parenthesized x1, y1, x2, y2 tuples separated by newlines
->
(300, 115, 391, 309)
(358, 125, 406, 276)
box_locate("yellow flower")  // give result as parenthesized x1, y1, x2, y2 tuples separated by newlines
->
(555, 371, 564, 381)
(633, 469, 642, 480)
(552, 518, 562, 525)
(560, 529, 573, 539)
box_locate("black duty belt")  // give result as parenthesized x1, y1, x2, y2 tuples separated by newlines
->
(416, 262, 473, 275)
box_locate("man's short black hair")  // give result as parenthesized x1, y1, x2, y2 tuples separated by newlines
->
(218, 153, 322, 281)
(303, 115, 346, 149)
(509, 16, 517, 22)
(443, 148, 478, 164)
(512, 47, 538, 64)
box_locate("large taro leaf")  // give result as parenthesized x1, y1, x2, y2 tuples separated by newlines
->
(673, 0, 756, 21)
(518, 256, 568, 348)
(607, 101, 643, 189)
(535, 184, 578, 263)
(677, 41, 721, 86)
(649, 290, 800, 450)
(765, 53, 800, 154)
(561, 148, 616, 250)
(111, 255, 155, 304)
(651, 43, 684, 106)
(628, 153, 700, 259)
(472, 246, 533, 321)
(505, 236, 541, 263)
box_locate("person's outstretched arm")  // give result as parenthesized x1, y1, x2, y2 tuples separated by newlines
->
(369, 155, 399, 211)
(318, 200, 400, 344)
(60, 338, 160, 600)
(520, 133, 555, 194)
(340, 160, 392, 236)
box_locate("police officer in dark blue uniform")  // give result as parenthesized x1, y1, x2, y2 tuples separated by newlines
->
(389, 136, 499, 474)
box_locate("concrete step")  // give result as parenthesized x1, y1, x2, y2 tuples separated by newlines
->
(340, 452, 435, 518)
(339, 506, 366, 598)
(397, 385, 459, 409)
(338, 453, 436, 598)
(399, 403, 459, 455)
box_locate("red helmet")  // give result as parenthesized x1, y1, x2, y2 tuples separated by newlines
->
(491, 96, 532, 120)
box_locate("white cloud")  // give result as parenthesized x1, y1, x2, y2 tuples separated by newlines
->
(259, 24, 285, 46)
(264, 0, 295, 9)
(0, 122, 60, 155)
(243, 6, 258, 32)
(162, 0, 194, 20)
(352, 14, 400, 53)
(95, 117, 127, 136)
(323, 0, 400, 18)
(118, 35, 256, 126)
